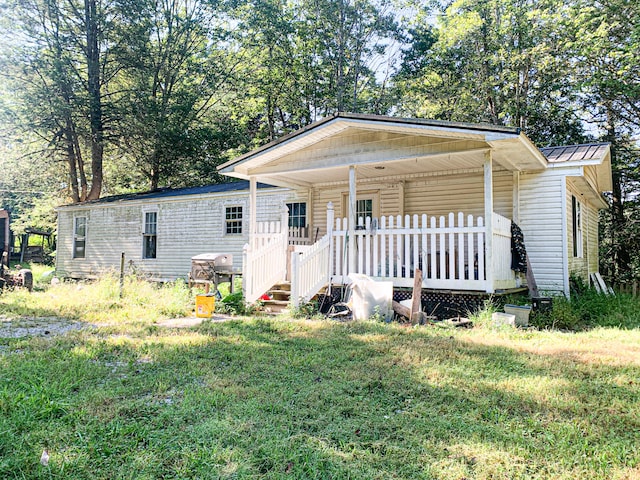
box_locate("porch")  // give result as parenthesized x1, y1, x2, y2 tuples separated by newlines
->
(219, 114, 546, 307)
(243, 204, 517, 306)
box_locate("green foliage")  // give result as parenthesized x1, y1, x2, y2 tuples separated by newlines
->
(531, 287, 640, 331)
(216, 291, 254, 316)
(0, 274, 192, 323)
(289, 299, 320, 319)
(1, 311, 639, 478)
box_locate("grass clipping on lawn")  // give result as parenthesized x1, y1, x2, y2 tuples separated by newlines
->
(0, 277, 639, 479)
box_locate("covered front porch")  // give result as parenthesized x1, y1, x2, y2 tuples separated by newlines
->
(219, 114, 547, 305)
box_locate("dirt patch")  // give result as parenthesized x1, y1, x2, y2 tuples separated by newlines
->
(0, 315, 91, 339)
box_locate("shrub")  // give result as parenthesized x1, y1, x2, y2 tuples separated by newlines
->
(531, 283, 640, 331)
(289, 299, 320, 319)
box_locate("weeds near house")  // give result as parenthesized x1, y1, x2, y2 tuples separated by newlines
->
(1, 274, 193, 328)
(1, 276, 639, 479)
(530, 288, 640, 331)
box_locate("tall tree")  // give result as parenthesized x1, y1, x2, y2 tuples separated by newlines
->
(395, 0, 587, 146)
(569, 0, 640, 281)
(0, 0, 114, 202)
(112, 0, 244, 190)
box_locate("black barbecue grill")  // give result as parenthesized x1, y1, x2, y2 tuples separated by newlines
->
(188, 253, 238, 293)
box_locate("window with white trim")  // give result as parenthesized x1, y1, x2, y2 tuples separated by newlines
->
(286, 202, 307, 228)
(143, 211, 157, 259)
(225, 206, 243, 234)
(73, 216, 86, 259)
(572, 196, 583, 258)
(356, 199, 373, 222)
(342, 190, 379, 224)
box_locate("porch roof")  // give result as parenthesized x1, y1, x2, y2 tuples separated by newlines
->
(219, 113, 548, 188)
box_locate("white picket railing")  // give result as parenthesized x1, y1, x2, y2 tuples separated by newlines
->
(253, 220, 285, 249)
(492, 213, 514, 289)
(256, 207, 516, 307)
(289, 226, 313, 245)
(290, 234, 332, 306)
(329, 212, 514, 291)
(243, 210, 289, 303)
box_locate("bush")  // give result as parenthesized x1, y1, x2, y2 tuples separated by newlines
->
(531, 283, 640, 331)
(290, 300, 320, 319)
(215, 291, 262, 316)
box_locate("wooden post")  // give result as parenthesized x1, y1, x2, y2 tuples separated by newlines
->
(119, 252, 125, 298)
(410, 268, 422, 324)
(348, 165, 356, 275)
(484, 152, 494, 293)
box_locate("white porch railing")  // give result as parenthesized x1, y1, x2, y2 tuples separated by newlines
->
(263, 207, 516, 308)
(492, 213, 515, 290)
(290, 234, 332, 306)
(289, 226, 312, 245)
(330, 211, 515, 291)
(243, 213, 289, 303)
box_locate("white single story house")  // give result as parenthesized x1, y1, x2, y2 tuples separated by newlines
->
(57, 114, 612, 305)
(218, 113, 611, 303)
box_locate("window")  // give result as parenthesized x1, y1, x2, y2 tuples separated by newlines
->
(572, 196, 583, 258)
(286, 202, 307, 228)
(225, 206, 243, 234)
(143, 211, 157, 259)
(356, 199, 373, 222)
(342, 190, 379, 223)
(73, 216, 86, 259)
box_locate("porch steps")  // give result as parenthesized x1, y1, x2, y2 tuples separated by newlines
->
(261, 282, 291, 314)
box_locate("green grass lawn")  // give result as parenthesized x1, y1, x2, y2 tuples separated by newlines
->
(1, 278, 639, 479)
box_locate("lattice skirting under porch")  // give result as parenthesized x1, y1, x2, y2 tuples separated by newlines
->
(316, 287, 524, 320)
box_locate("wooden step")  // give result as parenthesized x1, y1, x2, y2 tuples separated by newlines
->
(261, 299, 290, 314)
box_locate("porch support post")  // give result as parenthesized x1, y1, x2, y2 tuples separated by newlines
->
(249, 176, 257, 249)
(512, 172, 520, 224)
(326, 202, 334, 289)
(484, 152, 494, 293)
(348, 165, 356, 275)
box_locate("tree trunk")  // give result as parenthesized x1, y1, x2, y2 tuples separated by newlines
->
(85, 0, 103, 201)
(606, 106, 631, 279)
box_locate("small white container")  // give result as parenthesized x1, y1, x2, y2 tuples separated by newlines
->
(492, 312, 516, 327)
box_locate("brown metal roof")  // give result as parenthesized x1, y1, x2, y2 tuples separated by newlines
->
(540, 143, 610, 163)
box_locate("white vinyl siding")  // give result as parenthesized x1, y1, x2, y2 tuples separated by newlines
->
(519, 169, 567, 294)
(404, 170, 513, 219)
(311, 181, 401, 238)
(56, 188, 300, 280)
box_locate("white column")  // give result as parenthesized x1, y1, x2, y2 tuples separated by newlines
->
(348, 165, 357, 275)
(281, 203, 290, 281)
(326, 201, 335, 287)
(249, 176, 257, 249)
(484, 152, 494, 293)
(512, 171, 520, 224)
